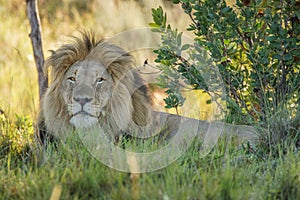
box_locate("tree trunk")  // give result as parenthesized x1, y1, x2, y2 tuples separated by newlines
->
(26, 0, 48, 101)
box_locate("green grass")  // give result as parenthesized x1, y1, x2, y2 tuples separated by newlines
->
(0, 118, 299, 200)
(0, 1, 300, 199)
(0, 114, 299, 199)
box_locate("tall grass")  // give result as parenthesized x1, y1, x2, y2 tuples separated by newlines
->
(0, 1, 38, 117)
(0, 133, 299, 199)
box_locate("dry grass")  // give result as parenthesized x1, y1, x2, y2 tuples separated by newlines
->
(0, 0, 192, 118)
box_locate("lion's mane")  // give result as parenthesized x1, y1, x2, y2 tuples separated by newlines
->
(37, 32, 152, 143)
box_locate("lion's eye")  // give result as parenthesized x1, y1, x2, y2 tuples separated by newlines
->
(96, 78, 105, 85)
(67, 77, 76, 84)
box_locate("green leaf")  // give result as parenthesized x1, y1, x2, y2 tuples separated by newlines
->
(181, 44, 190, 51)
(221, 7, 231, 14)
(151, 6, 166, 28)
(265, 35, 277, 42)
(177, 32, 182, 47)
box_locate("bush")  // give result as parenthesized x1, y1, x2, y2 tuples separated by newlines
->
(150, 0, 300, 155)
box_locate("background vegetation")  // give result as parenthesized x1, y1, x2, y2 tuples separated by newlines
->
(0, 0, 299, 199)
(150, 0, 300, 156)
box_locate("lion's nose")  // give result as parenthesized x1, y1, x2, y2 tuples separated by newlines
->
(73, 97, 93, 106)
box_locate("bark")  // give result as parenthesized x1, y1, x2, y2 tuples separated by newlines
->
(26, 0, 48, 101)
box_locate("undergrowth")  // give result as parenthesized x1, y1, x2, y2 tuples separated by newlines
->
(0, 114, 299, 199)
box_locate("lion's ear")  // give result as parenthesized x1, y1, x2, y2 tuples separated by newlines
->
(111, 82, 133, 131)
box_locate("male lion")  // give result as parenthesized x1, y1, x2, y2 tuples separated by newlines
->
(37, 32, 259, 148)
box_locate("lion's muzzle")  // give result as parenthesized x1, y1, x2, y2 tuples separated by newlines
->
(68, 95, 101, 128)
(69, 103, 100, 129)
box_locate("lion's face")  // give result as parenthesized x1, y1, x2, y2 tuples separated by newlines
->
(62, 60, 114, 129)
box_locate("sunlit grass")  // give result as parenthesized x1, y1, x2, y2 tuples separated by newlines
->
(0, 2, 39, 118)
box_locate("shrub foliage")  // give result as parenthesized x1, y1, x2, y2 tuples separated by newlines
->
(150, 0, 300, 151)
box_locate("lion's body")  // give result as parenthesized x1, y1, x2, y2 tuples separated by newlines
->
(37, 32, 258, 146)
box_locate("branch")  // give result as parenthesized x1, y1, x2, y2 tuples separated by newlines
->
(171, 52, 227, 113)
(26, 0, 48, 101)
(183, 3, 199, 31)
